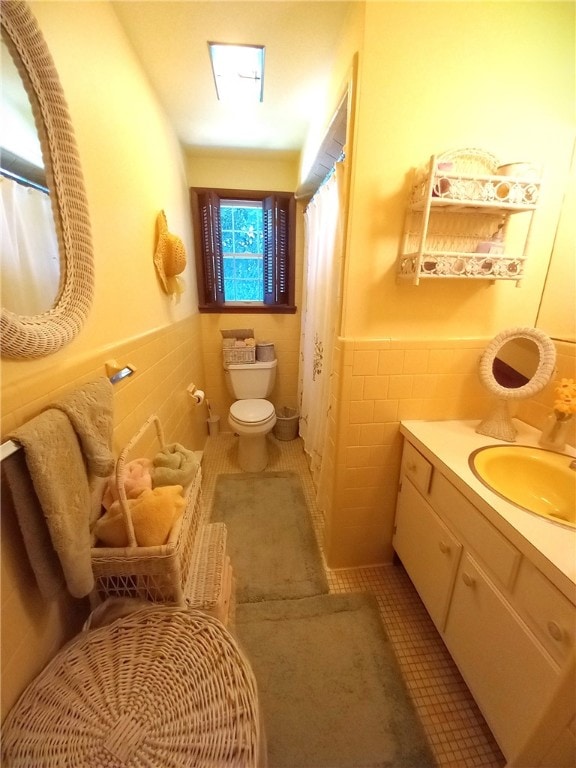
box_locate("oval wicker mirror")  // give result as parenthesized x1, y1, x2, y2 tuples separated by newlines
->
(476, 327, 556, 442)
(1, 1, 93, 359)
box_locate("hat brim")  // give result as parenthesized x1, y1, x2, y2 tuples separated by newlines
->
(154, 212, 187, 294)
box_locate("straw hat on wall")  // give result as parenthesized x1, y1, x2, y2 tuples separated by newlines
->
(153, 210, 187, 294)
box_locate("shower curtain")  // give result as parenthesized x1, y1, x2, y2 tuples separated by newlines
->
(298, 159, 346, 485)
(0, 175, 59, 316)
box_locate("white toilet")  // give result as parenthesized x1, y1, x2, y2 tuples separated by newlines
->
(224, 359, 277, 472)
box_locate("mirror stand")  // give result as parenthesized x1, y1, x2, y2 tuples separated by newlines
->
(476, 399, 518, 442)
(476, 327, 557, 443)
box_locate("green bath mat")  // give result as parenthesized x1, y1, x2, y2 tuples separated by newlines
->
(211, 471, 329, 603)
(236, 592, 436, 768)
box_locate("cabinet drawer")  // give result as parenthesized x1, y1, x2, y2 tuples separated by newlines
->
(514, 559, 576, 666)
(401, 441, 433, 496)
(445, 553, 559, 760)
(430, 472, 521, 590)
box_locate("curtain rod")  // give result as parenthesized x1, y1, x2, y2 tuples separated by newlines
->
(301, 151, 345, 210)
(1, 168, 49, 194)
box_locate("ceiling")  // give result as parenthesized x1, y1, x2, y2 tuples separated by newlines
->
(112, 1, 352, 155)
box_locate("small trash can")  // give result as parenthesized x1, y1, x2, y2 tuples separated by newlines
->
(207, 415, 220, 437)
(274, 407, 299, 441)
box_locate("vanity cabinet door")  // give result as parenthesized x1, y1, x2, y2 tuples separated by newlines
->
(393, 476, 462, 632)
(444, 552, 559, 760)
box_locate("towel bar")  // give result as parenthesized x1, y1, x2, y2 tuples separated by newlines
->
(1, 369, 131, 463)
(1, 439, 21, 461)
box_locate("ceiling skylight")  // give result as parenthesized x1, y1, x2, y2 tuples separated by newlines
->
(208, 42, 265, 103)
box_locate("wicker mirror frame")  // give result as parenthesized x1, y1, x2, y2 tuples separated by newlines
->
(478, 327, 556, 400)
(1, 1, 94, 359)
(476, 327, 556, 442)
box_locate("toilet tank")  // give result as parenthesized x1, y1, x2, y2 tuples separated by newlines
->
(225, 359, 277, 399)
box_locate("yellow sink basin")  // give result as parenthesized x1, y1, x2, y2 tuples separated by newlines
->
(469, 445, 576, 528)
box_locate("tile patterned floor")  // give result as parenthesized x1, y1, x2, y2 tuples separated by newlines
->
(201, 432, 505, 768)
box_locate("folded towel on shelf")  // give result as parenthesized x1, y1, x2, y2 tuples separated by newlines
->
(2, 450, 65, 600)
(7, 410, 94, 599)
(50, 377, 114, 477)
(152, 443, 199, 488)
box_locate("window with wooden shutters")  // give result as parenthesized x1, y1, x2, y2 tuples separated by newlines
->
(197, 190, 225, 304)
(190, 187, 296, 313)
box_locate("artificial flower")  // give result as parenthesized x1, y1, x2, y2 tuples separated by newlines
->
(553, 378, 576, 418)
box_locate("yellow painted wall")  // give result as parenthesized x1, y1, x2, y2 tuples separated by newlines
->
(537, 140, 576, 342)
(343, 1, 574, 340)
(1, 3, 207, 720)
(186, 149, 299, 192)
(304, 1, 576, 567)
(2, 0, 575, 715)
(186, 151, 304, 422)
(299, 1, 364, 186)
(2, 1, 199, 394)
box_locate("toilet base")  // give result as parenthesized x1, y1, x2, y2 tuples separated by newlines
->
(237, 434, 268, 472)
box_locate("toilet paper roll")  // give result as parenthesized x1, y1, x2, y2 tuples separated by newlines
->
(188, 388, 205, 405)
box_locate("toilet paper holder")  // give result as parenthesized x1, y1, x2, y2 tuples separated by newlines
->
(187, 383, 205, 405)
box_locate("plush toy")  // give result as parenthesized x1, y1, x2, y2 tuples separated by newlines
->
(94, 485, 185, 548)
(152, 443, 199, 488)
(102, 458, 153, 510)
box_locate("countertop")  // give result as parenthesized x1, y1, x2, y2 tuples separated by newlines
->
(400, 419, 576, 604)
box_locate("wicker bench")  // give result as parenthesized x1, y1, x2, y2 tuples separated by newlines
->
(1, 607, 262, 767)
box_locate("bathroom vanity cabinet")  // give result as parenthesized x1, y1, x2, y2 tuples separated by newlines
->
(393, 420, 576, 765)
(396, 150, 541, 285)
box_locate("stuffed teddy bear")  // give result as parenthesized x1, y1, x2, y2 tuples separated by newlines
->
(102, 458, 153, 510)
(94, 484, 185, 548)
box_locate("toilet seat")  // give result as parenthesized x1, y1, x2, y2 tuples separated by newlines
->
(230, 399, 275, 425)
(228, 399, 277, 472)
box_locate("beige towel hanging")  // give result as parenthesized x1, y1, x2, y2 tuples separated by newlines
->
(49, 377, 115, 477)
(2, 450, 65, 600)
(8, 410, 94, 598)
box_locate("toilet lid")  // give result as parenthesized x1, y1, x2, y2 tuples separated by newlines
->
(230, 399, 275, 424)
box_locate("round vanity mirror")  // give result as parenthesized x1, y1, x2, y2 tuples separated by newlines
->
(479, 327, 556, 399)
(491, 337, 541, 389)
(476, 327, 557, 442)
(1, 1, 94, 359)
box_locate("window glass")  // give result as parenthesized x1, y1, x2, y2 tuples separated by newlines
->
(221, 201, 264, 301)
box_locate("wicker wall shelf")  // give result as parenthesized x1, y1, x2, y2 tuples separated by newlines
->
(397, 149, 541, 285)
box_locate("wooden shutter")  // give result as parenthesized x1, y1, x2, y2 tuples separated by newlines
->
(263, 194, 292, 306)
(197, 190, 225, 304)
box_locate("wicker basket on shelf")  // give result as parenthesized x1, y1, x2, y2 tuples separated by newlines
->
(90, 414, 204, 605)
(222, 345, 256, 364)
(436, 147, 500, 175)
(1, 607, 262, 767)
